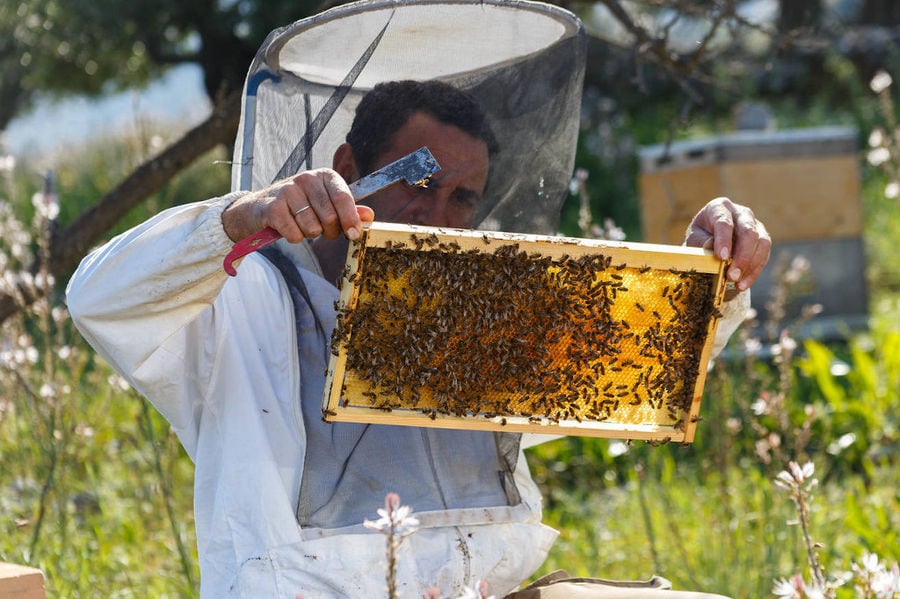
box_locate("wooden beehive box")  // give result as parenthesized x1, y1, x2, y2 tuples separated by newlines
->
(638, 127, 862, 245)
(638, 126, 868, 333)
(323, 223, 728, 442)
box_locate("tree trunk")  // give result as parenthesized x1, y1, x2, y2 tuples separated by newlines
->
(0, 90, 242, 325)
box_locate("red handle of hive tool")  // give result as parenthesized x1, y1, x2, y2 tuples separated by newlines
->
(223, 227, 282, 276)
(222, 147, 440, 277)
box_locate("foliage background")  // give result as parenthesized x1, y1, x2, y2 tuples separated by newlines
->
(1, 1, 899, 597)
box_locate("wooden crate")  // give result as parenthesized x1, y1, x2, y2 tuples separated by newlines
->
(0, 563, 46, 599)
(322, 223, 728, 442)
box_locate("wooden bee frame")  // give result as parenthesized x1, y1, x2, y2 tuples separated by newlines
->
(323, 223, 728, 442)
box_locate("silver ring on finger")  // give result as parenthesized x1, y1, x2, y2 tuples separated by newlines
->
(293, 204, 312, 216)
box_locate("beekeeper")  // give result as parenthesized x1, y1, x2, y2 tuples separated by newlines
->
(67, 3, 770, 598)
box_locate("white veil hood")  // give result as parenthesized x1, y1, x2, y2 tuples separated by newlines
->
(232, 0, 586, 235)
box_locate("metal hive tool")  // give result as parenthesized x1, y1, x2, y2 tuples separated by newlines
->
(323, 223, 728, 442)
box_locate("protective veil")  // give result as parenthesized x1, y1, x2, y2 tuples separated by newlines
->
(231, 0, 586, 235)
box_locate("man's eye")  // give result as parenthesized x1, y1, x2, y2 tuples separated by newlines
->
(451, 190, 479, 208)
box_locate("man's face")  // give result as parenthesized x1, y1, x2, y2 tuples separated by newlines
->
(360, 111, 490, 229)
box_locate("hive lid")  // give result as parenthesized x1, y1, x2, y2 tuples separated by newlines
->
(639, 126, 858, 172)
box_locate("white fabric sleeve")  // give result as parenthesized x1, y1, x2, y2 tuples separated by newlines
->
(65, 192, 244, 397)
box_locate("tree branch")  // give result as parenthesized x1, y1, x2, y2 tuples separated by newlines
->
(0, 89, 242, 325)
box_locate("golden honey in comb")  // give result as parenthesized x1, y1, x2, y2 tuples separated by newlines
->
(325, 224, 726, 442)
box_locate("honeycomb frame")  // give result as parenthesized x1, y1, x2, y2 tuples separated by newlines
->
(322, 222, 728, 442)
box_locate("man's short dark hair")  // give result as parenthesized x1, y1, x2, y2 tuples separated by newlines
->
(346, 80, 499, 175)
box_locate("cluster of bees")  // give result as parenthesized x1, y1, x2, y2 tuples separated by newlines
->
(330, 232, 720, 430)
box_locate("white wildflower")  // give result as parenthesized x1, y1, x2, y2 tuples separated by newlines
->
(802, 581, 826, 599)
(885, 181, 898, 199)
(756, 438, 774, 464)
(607, 440, 629, 457)
(772, 576, 800, 598)
(872, 561, 900, 596)
(51, 306, 67, 323)
(868, 147, 891, 167)
(830, 570, 853, 590)
(751, 395, 768, 416)
(456, 580, 494, 599)
(9, 348, 24, 366)
(744, 337, 762, 355)
(778, 331, 798, 355)
(569, 168, 588, 194)
(802, 304, 824, 318)
(852, 552, 900, 597)
(784, 256, 810, 284)
(774, 461, 816, 491)
(363, 492, 419, 535)
(870, 69, 893, 94)
(362, 517, 387, 531)
(10, 240, 25, 259)
(602, 217, 626, 241)
(75, 423, 95, 438)
(826, 432, 856, 455)
(793, 461, 815, 482)
(107, 374, 132, 393)
(859, 552, 881, 575)
(32, 190, 60, 221)
(869, 128, 885, 148)
(725, 417, 741, 435)
(828, 359, 850, 377)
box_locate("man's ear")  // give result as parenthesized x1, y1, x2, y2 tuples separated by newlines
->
(333, 143, 361, 183)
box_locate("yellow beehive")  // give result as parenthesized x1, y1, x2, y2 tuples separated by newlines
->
(323, 222, 728, 442)
(638, 127, 862, 245)
(638, 126, 868, 333)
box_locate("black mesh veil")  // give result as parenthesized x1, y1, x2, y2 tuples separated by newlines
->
(231, 0, 586, 236)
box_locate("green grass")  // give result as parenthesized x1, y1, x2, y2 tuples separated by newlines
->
(530, 443, 899, 597)
(0, 323, 199, 597)
(527, 300, 900, 597)
(2, 100, 899, 596)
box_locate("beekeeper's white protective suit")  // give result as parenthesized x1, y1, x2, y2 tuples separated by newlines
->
(66, 192, 748, 598)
